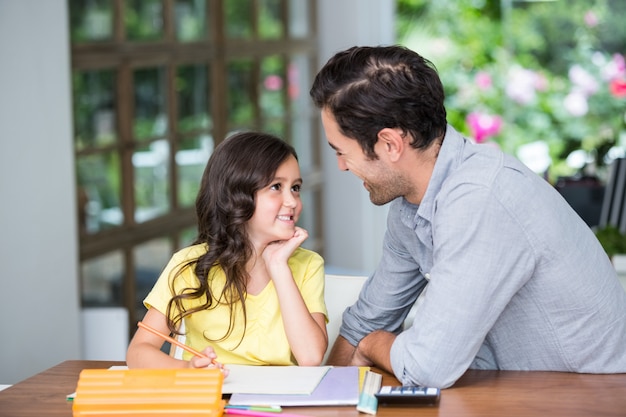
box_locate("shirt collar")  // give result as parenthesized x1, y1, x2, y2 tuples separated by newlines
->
(402, 124, 467, 225)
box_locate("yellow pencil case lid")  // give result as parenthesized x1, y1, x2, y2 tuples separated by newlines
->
(72, 368, 224, 416)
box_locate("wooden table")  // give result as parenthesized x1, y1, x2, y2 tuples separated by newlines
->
(1, 360, 625, 417)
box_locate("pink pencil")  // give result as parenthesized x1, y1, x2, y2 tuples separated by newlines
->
(137, 321, 224, 369)
(225, 408, 312, 417)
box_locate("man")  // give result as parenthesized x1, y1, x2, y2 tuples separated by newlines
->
(310, 45, 626, 388)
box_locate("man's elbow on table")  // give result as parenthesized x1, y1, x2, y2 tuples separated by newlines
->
(389, 338, 463, 389)
(398, 368, 460, 389)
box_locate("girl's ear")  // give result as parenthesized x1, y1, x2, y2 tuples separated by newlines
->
(376, 127, 405, 162)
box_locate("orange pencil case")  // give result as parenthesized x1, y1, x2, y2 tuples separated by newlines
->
(72, 368, 224, 416)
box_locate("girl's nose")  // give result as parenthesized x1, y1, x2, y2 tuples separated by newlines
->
(283, 192, 297, 207)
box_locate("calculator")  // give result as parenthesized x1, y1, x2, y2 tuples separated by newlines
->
(375, 385, 441, 405)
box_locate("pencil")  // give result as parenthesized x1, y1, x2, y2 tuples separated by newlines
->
(225, 408, 310, 417)
(137, 321, 224, 369)
(225, 405, 282, 413)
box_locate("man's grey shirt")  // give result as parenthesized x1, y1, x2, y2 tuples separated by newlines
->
(339, 125, 626, 388)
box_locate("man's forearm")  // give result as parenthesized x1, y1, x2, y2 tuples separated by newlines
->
(325, 335, 356, 365)
(354, 330, 396, 373)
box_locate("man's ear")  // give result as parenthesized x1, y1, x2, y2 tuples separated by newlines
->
(377, 128, 405, 162)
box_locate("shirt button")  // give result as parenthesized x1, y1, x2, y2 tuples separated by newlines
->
(424, 273, 431, 280)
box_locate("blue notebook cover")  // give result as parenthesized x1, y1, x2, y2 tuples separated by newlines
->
(227, 366, 360, 406)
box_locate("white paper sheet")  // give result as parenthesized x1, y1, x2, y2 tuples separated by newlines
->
(222, 365, 331, 394)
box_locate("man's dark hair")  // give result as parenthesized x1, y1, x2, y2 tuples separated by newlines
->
(310, 45, 447, 159)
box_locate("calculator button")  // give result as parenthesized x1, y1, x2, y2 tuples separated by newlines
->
(379, 386, 392, 394)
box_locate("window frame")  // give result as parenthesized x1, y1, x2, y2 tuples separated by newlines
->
(70, 0, 322, 332)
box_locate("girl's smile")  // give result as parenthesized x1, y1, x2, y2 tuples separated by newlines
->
(247, 155, 303, 248)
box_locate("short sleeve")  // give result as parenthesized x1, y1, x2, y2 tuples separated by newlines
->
(288, 247, 327, 321)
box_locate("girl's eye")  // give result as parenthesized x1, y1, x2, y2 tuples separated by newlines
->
(291, 184, 302, 192)
(270, 183, 281, 191)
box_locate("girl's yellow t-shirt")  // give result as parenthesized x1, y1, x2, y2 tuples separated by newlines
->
(144, 244, 327, 365)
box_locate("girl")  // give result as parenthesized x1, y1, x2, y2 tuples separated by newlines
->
(126, 132, 328, 368)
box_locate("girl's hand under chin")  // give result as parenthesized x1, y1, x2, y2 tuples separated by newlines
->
(262, 227, 308, 265)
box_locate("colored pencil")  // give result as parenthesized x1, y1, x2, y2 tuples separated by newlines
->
(225, 408, 311, 417)
(137, 321, 224, 369)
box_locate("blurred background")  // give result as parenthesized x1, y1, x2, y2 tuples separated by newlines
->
(1, 0, 624, 384)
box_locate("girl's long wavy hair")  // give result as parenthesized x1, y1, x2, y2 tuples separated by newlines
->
(165, 131, 298, 345)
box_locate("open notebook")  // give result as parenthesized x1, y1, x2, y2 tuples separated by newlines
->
(222, 365, 330, 394)
(228, 366, 361, 406)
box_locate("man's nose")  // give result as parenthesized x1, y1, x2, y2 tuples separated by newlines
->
(337, 158, 348, 171)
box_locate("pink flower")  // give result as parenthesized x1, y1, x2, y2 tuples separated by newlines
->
(288, 63, 300, 99)
(264, 75, 283, 91)
(475, 71, 492, 90)
(569, 65, 599, 96)
(600, 53, 626, 81)
(506, 66, 539, 104)
(584, 11, 598, 28)
(611, 54, 626, 77)
(466, 112, 503, 143)
(610, 78, 626, 98)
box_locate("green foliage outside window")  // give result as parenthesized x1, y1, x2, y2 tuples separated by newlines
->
(397, 0, 626, 182)
(595, 225, 626, 258)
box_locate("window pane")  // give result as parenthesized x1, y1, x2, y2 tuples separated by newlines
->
(133, 238, 172, 321)
(260, 55, 286, 136)
(298, 189, 317, 250)
(73, 70, 117, 151)
(179, 226, 198, 248)
(125, 0, 164, 41)
(133, 139, 170, 222)
(227, 60, 255, 128)
(225, 0, 253, 39)
(81, 250, 124, 306)
(69, 0, 113, 42)
(77, 152, 123, 234)
(175, 0, 208, 41)
(288, 54, 314, 171)
(259, 0, 283, 40)
(177, 135, 213, 207)
(177, 64, 211, 133)
(134, 67, 168, 141)
(288, 0, 310, 38)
